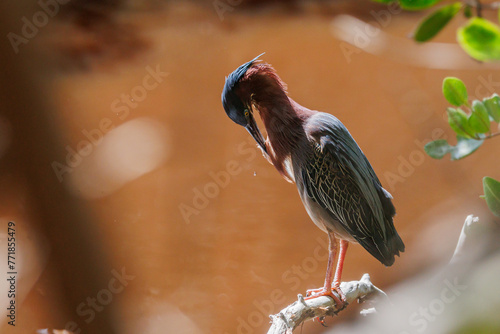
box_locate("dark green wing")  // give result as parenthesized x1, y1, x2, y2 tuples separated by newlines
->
(302, 113, 404, 266)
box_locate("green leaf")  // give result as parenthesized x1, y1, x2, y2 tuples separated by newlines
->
(483, 94, 500, 122)
(414, 3, 462, 42)
(457, 17, 500, 62)
(483, 176, 500, 217)
(443, 77, 468, 106)
(424, 136, 483, 160)
(447, 108, 474, 138)
(468, 100, 490, 133)
(450, 136, 483, 160)
(424, 139, 453, 159)
(399, 0, 441, 10)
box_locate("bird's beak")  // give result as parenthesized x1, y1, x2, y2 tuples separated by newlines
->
(245, 113, 268, 155)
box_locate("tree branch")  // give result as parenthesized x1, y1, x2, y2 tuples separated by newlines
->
(267, 274, 388, 334)
(450, 215, 480, 264)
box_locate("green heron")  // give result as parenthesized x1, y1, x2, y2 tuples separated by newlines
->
(221, 54, 404, 307)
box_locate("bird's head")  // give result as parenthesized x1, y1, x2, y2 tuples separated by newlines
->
(222, 53, 268, 154)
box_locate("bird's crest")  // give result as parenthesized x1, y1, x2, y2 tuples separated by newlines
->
(223, 53, 265, 92)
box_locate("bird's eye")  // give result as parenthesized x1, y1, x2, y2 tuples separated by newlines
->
(244, 109, 249, 117)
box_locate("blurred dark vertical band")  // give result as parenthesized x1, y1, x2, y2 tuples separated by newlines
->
(0, 2, 117, 333)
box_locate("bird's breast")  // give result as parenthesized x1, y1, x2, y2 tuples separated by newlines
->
(283, 156, 295, 183)
(265, 140, 295, 183)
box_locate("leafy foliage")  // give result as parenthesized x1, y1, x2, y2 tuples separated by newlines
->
(442, 77, 468, 107)
(366, 1, 500, 218)
(423, 139, 451, 159)
(447, 107, 474, 138)
(424, 136, 483, 160)
(458, 18, 500, 62)
(468, 101, 490, 133)
(426, 77, 499, 160)
(414, 3, 462, 42)
(372, 0, 500, 61)
(423, 77, 500, 216)
(399, 0, 441, 10)
(483, 177, 500, 217)
(483, 94, 500, 122)
(449, 136, 484, 160)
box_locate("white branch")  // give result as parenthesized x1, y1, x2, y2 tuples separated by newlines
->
(450, 215, 480, 264)
(267, 274, 388, 334)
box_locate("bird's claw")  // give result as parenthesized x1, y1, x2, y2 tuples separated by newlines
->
(304, 286, 346, 309)
(315, 316, 328, 327)
(332, 285, 347, 307)
(305, 287, 323, 297)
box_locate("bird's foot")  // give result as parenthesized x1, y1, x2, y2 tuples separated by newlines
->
(332, 285, 346, 308)
(304, 286, 346, 309)
(305, 287, 324, 297)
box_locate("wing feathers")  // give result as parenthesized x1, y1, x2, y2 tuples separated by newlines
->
(302, 113, 404, 265)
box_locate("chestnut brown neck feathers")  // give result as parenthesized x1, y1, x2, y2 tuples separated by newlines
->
(237, 63, 316, 180)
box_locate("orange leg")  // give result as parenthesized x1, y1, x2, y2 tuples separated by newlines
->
(333, 239, 349, 287)
(305, 232, 344, 307)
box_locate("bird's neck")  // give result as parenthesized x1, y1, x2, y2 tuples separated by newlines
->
(254, 95, 315, 181)
(255, 97, 307, 149)
(241, 66, 316, 180)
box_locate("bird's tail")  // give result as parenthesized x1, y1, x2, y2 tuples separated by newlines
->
(372, 184, 404, 266)
(377, 222, 405, 267)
